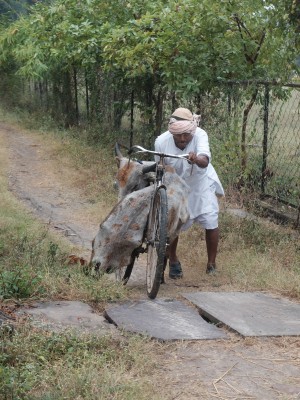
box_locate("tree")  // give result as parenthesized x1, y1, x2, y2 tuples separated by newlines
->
(0, 0, 298, 132)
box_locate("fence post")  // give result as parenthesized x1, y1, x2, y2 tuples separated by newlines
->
(261, 83, 269, 194)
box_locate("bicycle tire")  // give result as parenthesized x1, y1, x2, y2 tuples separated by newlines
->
(146, 186, 168, 299)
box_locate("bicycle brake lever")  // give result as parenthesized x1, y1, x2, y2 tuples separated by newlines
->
(128, 145, 146, 155)
(179, 154, 192, 163)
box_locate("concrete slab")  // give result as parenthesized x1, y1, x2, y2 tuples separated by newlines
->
(19, 301, 116, 336)
(183, 292, 300, 337)
(105, 298, 228, 341)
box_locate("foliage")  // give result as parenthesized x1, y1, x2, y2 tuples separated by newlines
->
(0, 0, 298, 125)
(0, 0, 299, 206)
(0, 0, 35, 20)
(1, 0, 297, 83)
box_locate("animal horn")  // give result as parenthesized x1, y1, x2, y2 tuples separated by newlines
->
(142, 163, 157, 174)
(114, 143, 123, 158)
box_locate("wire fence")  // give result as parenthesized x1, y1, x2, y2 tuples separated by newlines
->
(1, 74, 299, 225)
(120, 80, 300, 226)
(205, 81, 300, 226)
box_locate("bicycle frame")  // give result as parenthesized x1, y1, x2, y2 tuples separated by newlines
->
(128, 144, 190, 244)
(128, 144, 189, 193)
(121, 145, 190, 298)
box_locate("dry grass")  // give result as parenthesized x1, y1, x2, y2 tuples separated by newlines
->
(157, 336, 300, 400)
(176, 211, 300, 299)
(6, 120, 298, 301)
(1, 109, 300, 400)
(1, 322, 163, 400)
(0, 117, 165, 400)
(45, 131, 300, 299)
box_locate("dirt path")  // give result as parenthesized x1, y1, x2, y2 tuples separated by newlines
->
(2, 123, 300, 400)
(3, 123, 99, 256)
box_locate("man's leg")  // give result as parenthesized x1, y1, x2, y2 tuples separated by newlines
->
(168, 236, 183, 279)
(168, 236, 179, 264)
(205, 227, 219, 273)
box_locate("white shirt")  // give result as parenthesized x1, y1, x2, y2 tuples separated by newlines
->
(155, 127, 224, 219)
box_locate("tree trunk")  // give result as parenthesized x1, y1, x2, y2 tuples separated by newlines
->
(61, 69, 77, 127)
(85, 72, 90, 121)
(145, 76, 154, 127)
(241, 88, 258, 173)
(73, 67, 79, 125)
(154, 89, 165, 138)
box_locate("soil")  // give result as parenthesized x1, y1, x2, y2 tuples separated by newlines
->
(1, 123, 300, 400)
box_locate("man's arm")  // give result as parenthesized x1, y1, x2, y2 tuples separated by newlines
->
(188, 152, 209, 168)
(189, 128, 211, 168)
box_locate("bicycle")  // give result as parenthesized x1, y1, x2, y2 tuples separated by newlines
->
(115, 145, 190, 299)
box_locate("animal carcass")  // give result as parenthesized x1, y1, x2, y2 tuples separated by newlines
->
(91, 145, 189, 272)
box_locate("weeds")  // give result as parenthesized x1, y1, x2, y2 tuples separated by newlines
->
(0, 267, 44, 300)
(0, 325, 158, 400)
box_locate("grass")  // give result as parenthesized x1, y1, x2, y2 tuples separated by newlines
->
(178, 211, 300, 298)
(0, 112, 165, 399)
(0, 189, 125, 304)
(1, 326, 160, 400)
(1, 104, 299, 301)
(0, 105, 300, 399)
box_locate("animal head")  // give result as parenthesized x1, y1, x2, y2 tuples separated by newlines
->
(114, 143, 156, 200)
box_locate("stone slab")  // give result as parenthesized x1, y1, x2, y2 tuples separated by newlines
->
(19, 301, 116, 336)
(105, 298, 228, 340)
(183, 292, 300, 337)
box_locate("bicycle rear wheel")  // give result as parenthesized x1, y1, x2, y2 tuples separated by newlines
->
(146, 186, 168, 299)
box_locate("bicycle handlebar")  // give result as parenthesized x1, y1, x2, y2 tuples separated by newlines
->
(128, 145, 190, 161)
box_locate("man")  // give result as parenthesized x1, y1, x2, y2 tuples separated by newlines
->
(154, 107, 224, 279)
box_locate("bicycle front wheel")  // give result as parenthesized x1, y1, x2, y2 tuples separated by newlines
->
(146, 186, 168, 299)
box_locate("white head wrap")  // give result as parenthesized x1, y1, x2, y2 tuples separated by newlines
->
(168, 108, 201, 135)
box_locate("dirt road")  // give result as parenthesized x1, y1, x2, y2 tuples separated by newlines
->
(3, 123, 99, 254)
(2, 123, 300, 400)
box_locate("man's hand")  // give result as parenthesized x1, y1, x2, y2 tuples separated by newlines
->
(188, 152, 209, 168)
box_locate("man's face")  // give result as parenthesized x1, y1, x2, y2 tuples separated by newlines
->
(172, 132, 193, 150)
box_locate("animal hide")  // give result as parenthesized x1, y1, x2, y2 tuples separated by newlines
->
(92, 171, 190, 272)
